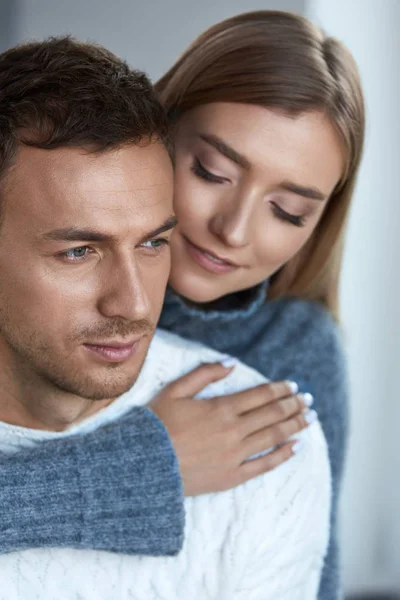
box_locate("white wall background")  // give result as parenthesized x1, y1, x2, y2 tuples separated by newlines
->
(0, 0, 18, 52)
(4, 0, 400, 595)
(307, 0, 400, 595)
(11, 0, 305, 80)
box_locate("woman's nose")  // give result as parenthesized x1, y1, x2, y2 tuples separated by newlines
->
(208, 191, 258, 248)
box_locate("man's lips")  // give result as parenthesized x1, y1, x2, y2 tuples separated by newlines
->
(182, 236, 241, 275)
(83, 338, 143, 363)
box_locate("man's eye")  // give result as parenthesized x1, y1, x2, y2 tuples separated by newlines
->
(141, 238, 170, 250)
(62, 247, 90, 261)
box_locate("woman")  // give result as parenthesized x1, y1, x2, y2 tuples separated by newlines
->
(0, 10, 364, 599)
(154, 12, 364, 597)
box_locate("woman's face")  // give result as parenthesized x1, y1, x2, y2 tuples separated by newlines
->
(169, 102, 344, 303)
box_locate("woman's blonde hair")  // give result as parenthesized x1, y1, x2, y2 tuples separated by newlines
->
(156, 11, 365, 319)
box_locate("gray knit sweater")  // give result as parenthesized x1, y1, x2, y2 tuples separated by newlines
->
(0, 282, 347, 599)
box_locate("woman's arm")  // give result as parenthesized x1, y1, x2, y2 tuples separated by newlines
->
(0, 407, 184, 556)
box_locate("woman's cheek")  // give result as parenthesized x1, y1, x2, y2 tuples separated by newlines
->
(179, 187, 215, 224)
(255, 225, 305, 269)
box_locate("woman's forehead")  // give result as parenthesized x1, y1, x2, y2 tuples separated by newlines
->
(177, 102, 344, 197)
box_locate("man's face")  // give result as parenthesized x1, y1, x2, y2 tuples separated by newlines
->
(0, 142, 174, 401)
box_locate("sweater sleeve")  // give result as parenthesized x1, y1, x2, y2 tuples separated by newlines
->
(0, 406, 184, 556)
(233, 422, 331, 599)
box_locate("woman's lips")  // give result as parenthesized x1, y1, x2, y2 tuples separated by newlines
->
(83, 340, 140, 363)
(183, 236, 239, 275)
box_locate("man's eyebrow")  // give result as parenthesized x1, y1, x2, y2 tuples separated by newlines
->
(42, 228, 115, 243)
(41, 216, 178, 243)
(141, 216, 178, 239)
(199, 134, 251, 170)
(280, 181, 326, 201)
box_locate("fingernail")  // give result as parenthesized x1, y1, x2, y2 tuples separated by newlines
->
(286, 380, 299, 394)
(221, 357, 237, 368)
(292, 440, 304, 454)
(300, 392, 314, 407)
(305, 409, 318, 424)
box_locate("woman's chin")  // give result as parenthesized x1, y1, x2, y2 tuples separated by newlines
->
(168, 271, 228, 305)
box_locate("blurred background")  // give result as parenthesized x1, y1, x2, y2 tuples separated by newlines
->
(1, 0, 399, 597)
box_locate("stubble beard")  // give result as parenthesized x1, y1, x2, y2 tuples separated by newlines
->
(0, 314, 155, 401)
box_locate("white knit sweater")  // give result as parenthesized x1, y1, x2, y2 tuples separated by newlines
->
(0, 329, 331, 600)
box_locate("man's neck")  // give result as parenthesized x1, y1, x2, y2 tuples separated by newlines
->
(0, 391, 114, 431)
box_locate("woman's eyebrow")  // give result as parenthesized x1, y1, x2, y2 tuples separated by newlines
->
(279, 181, 326, 201)
(199, 133, 250, 169)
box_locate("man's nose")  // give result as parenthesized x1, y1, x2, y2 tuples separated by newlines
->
(98, 256, 151, 323)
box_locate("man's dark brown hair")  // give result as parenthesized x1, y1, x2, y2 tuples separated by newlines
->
(0, 36, 170, 180)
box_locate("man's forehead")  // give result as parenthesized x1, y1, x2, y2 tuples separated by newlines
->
(2, 143, 174, 229)
(10, 143, 172, 186)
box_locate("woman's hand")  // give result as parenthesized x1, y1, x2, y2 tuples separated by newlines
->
(148, 362, 315, 496)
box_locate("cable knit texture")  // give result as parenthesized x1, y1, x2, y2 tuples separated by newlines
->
(0, 329, 330, 600)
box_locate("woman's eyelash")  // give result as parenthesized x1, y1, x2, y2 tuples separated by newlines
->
(191, 158, 226, 184)
(271, 202, 305, 227)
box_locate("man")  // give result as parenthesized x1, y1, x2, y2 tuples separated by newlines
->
(0, 36, 184, 556)
(0, 37, 330, 598)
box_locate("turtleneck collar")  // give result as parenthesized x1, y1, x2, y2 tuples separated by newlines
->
(159, 279, 269, 328)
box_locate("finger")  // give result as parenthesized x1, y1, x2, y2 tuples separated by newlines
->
(242, 410, 317, 458)
(165, 361, 235, 398)
(237, 441, 300, 484)
(241, 393, 313, 436)
(228, 380, 299, 415)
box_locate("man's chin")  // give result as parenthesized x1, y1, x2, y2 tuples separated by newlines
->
(73, 373, 141, 401)
(64, 343, 150, 400)
(48, 365, 142, 401)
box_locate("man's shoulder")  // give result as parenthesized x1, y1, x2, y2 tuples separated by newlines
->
(257, 419, 330, 497)
(148, 329, 330, 476)
(148, 328, 267, 393)
(147, 329, 331, 469)
(230, 417, 331, 552)
(147, 328, 331, 566)
(151, 328, 222, 361)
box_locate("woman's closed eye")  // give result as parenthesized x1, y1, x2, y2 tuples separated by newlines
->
(270, 202, 305, 227)
(191, 157, 229, 184)
(191, 155, 307, 227)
